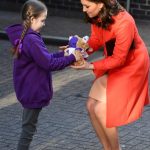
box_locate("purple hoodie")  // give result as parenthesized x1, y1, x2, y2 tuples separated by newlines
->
(5, 24, 75, 108)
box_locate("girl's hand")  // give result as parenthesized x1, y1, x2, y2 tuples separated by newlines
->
(59, 45, 69, 50)
(71, 61, 94, 70)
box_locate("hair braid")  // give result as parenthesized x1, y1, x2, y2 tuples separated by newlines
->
(21, 13, 31, 41)
(12, 12, 31, 58)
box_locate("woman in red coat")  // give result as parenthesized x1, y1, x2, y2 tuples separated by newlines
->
(71, 0, 149, 150)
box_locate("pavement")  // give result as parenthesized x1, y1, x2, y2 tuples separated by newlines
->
(0, 10, 150, 150)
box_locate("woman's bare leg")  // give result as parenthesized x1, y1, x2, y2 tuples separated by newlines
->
(87, 74, 121, 150)
(86, 98, 111, 150)
(94, 100, 122, 150)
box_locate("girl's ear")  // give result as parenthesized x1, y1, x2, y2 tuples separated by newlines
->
(30, 16, 35, 23)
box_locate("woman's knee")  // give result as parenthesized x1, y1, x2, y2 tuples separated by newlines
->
(86, 97, 95, 113)
(94, 102, 107, 123)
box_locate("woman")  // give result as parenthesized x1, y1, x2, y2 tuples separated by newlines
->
(71, 0, 149, 150)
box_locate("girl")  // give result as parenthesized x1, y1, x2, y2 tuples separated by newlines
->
(5, 0, 81, 149)
(71, 0, 149, 150)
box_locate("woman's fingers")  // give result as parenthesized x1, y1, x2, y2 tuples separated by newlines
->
(74, 50, 83, 61)
(70, 61, 87, 69)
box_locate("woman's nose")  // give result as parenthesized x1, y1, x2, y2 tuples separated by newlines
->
(83, 7, 87, 12)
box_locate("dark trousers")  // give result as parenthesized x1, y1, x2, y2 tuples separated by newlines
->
(17, 108, 42, 150)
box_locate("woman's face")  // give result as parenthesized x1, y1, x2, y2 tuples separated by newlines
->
(81, 0, 104, 18)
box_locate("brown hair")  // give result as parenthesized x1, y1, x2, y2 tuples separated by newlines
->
(12, 0, 47, 58)
(84, 0, 124, 29)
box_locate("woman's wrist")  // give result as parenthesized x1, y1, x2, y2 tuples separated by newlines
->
(86, 62, 94, 70)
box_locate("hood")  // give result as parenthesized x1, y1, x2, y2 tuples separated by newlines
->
(5, 24, 23, 46)
(5, 24, 40, 46)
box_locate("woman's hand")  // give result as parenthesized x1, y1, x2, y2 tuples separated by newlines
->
(73, 50, 83, 61)
(71, 60, 94, 70)
(87, 47, 93, 53)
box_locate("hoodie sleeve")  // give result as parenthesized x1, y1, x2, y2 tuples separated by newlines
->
(26, 35, 75, 71)
(52, 51, 64, 58)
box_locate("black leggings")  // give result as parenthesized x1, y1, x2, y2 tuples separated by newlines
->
(17, 108, 42, 150)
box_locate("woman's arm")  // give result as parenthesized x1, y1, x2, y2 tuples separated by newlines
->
(87, 24, 103, 55)
(92, 20, 135, 72)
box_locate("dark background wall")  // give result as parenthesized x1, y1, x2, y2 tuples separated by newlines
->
(119, 0, 150, 20)
(0, 0, 150, 20)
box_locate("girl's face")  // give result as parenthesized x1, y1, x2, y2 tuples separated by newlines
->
(81, 0, 104, 18)
(30, 10, 47, 32)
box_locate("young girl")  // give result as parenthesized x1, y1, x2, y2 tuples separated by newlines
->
(71, 0, 149, 150)
(5, 0, 81, 149)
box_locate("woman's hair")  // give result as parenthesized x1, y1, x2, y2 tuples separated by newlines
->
(84, 0, 124, 29)
(12, 0, 47, 58)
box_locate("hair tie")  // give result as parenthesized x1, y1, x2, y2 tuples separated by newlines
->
(14, 39, 23, 53)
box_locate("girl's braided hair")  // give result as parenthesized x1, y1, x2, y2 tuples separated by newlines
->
(12, 0, 47, 58)
(84, 0, 125, 29)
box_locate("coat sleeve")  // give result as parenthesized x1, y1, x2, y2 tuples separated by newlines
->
(87, 24, 103, 55)
(92, 20, 135, 76)
(28, 35, 75, 71)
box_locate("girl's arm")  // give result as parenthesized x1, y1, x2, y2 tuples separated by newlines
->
(52, 51, 64, 58)
(28, 36, 76, 71)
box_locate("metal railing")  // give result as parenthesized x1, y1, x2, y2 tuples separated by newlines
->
(126, 0, 131, 12)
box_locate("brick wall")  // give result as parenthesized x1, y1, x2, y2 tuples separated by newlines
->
(43, 0, 83, 17)
(45, 0, 81, 11)
(119, 0, 150, 20)
(0, 0, 150, 20)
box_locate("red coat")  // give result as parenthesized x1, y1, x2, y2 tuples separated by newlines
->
(88, 11, 149, 127)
